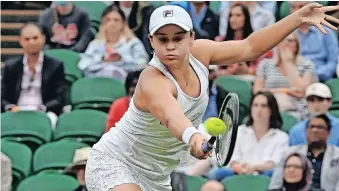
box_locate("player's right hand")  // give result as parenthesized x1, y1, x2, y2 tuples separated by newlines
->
(189, 133, 212, 160)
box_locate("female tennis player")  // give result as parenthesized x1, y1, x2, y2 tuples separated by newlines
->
(86, 4, 339, 191)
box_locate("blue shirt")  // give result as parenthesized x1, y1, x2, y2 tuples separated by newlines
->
(289, 114, 339, 146)
(297, 27, 338, 82)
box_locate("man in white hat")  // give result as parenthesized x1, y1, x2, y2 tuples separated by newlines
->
(65, 147, 91, 191)
(289, 83, 339, 146)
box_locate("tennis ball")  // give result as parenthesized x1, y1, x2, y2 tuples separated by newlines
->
(204, 117, 227, 136)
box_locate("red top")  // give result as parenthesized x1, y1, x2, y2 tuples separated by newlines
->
(105, 96, 130, 132)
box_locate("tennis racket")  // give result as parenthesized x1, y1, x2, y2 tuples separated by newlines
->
(201, 92, 239, 167)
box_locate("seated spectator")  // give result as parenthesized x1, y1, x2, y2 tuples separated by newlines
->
(78, 6, 148, 81)
(1, 23, 66, 119)
(290, 1, 339, 82)
(1, 152, 12, 191)
(208, 91, 289, 181)
(269, 114, 339, 191)
(106, 70, 141, 132)
(219, 1, 275, 37)
(289, 83, 339, 146)
(268, 153, 312, 191)
(38, 1, 92, 53)
(253, 32, 318, 120)
(219, 1, 277, 15)
(188, 1, 218, 40)
(113, 1, 154, 55)
(216, 3, 272, 74)
(65, 147, 91, 191)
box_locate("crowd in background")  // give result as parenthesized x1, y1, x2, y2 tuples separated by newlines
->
(1, 1, 339, 191)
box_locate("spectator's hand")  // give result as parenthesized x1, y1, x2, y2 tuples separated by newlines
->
(242, 163, 255, 174)
(11, 105, 20, 112)
(103, 49, 122, 62)
(37, 105, 47, 112)
(279, 47, 294, 65)
(296, 3, 339, 34)
(214, 35, 224, 42)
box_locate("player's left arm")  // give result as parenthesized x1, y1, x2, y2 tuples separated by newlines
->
(191, 3, 339, 67)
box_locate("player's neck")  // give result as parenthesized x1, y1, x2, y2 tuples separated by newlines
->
(166, 54, 191, 85)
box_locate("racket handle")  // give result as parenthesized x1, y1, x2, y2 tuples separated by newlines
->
(202, 137, 216, 153)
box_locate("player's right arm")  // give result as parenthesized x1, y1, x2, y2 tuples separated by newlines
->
(134, 67, 210, 159)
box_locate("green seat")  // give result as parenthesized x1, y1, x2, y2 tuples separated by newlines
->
(281, 113, 299, 133)
(71, 77, 126, 110)
(44, 49, 83, 83)
(1, 140, 32, 188)
(17, 174, 79, 191)
(33, 140, 88, 174)
(54, 110, 107, 144)
(72, 1, 108, 24)
(1, 111, 52, 150)
(326, 79, 339, 109)
(222, 175, 270, 191)
(186, 176, 208, 191)
(215, 76, 252, 122)
(329, 110, 339, 118)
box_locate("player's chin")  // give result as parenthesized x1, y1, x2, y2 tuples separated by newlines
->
(162, 59, 180, 66)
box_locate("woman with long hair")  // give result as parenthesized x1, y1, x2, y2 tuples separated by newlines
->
(208, 91, 289, 181)
(85, 4, 339, 191)
(78, 5, 149, 81)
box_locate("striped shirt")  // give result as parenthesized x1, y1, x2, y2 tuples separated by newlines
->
(256, 58, 318, 119)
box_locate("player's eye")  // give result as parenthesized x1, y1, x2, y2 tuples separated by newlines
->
(173, 36, 184, 42)
(158, 37, 169, 43)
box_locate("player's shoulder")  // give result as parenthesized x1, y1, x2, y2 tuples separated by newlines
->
(138, 66, 176, 93)
(190, 39, 216, 67)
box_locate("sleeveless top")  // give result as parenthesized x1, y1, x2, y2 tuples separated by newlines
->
(93, 53, 209, 190)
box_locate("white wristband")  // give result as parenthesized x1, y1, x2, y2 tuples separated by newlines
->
(182, 127, 200, 144)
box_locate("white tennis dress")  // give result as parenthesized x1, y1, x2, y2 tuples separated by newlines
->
(85, 53, 209, 191)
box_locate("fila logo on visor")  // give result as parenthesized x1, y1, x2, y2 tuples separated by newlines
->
(163, 10, 173, 18)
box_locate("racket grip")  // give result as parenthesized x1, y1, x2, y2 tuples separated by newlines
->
(202, 141, 214, 153)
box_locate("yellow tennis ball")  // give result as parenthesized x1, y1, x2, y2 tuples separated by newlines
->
(204, 117, 227, 136)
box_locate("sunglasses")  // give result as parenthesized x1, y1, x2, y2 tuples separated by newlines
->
(306, 96, 330, 102)
(284, 164, 303, 169)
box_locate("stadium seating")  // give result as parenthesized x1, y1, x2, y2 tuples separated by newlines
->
(186, 175, 208, 191)
(1, 111, 52, 151)
(222, 175, 271, 191)
(16, 174, 79, 191)
(1, 140, 32, 189)
(44, 49, 83, 83)
(326, 78, 339, 110)
(281, 113, 299, 133)
(53, 109, 107, 145)
(32, 140, 88, 174)
(70, 77, 126, 111)
(71, 1, 107, 25)
(215, 76, 252, 121)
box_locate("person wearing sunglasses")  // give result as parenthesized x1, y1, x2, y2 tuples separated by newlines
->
(270, 114, 339, 191)
(289, 83, 339, 147)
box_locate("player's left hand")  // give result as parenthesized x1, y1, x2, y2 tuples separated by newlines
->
(296, 3, 339, 34)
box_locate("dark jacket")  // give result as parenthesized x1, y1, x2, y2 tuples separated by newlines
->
(1, 55, 67, 115)
(193, 8, 219, 40)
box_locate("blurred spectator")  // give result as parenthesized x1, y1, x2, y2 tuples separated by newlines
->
(1, 23, 66, 118)
(219, 1, 277, 15)
(289, 83, 339, 147)
(1, 152, 12, 191)
(78, 6, 148, 81)
(219, 1, 275, 37)
(201, 181, 224, 191)
(290, 1, 339, 82)
(38, 1, 92, 52)
(65, 147, 91, 191)
(106, 70, 141, 132)
(270, 114, 339, 191)
(208, 92, 288, 181)
(268, 153, 313, 191)
(188, 1, 218, 40)
(113, 1, 154, 55)
(253, 32, 317, 120)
